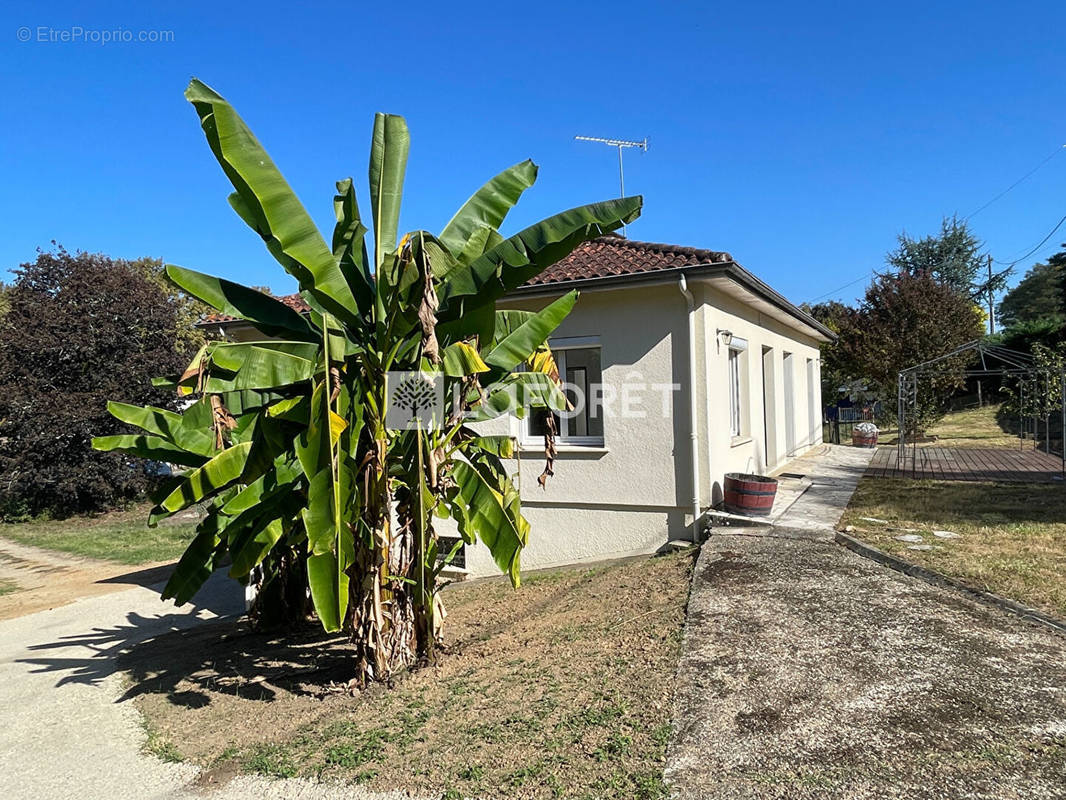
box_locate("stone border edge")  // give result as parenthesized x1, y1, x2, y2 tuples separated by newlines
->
(834, 531, 1066, 637)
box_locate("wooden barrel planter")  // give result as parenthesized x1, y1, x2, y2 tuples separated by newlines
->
(852, 431, 878, 448)
(723, 473, 779, 517)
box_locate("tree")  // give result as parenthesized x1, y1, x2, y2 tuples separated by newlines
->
(803, 300, 864, 405)
(997, 256, 1064, 328)
(854, 270, 983, 433)
(887, 216, 1010, 301)
(0, 280, 9, 320)
(0, 247, 191, 518)
(94, 79, 641, 684)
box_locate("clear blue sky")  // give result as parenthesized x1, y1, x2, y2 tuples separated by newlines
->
(2, 0, 1063, 306)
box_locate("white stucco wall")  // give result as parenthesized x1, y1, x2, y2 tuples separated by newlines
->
(460, 276, 827, 578)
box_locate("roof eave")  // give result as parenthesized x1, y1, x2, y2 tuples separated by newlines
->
(508, 262, 835, 342)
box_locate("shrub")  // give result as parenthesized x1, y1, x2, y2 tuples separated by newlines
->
(0, 247, 192, 518)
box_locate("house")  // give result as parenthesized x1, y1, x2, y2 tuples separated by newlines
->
(204, 236, 833, 576)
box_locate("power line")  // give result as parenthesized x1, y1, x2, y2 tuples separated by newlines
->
(964, 144, 1065, 221)
(804, 270, 876, 304)
(992, 213, 1066, 268)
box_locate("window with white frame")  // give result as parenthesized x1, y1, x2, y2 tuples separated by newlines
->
(525, 344, 604, 446)
(727, 338, 748, 438)
(728, 348, 742, 436)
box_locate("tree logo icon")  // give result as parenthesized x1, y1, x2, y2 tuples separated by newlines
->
(386, 371, 444, 430)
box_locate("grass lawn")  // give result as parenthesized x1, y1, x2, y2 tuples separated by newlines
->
(840, 478, 1066, 618)
(128, 551, 694, 800)
(0, 504, 198, 565)
(879, 403, 1023, 449)
(924, 403, 1023, 449)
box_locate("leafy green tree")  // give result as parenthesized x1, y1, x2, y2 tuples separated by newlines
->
(803, 300, 864, 405)
(0, 247, 190, 518)
(854, 269, 983, 433)
(0, 280, 9, 319)
(997, 256, 1064, 328)
(887, 216, 1010, 301)
(95, 80, 641, 684)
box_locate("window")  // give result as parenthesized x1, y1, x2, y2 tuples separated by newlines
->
(526, 345, 604, 446)
(728, 348, 742, 437)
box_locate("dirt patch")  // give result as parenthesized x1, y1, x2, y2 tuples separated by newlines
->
(0, 537, 176, 621)
(124, 552, 694, 800)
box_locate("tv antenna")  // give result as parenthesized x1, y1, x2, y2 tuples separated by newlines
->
(575, 135, 648, 235)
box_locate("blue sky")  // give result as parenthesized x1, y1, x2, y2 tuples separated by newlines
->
(1, 0, 1063, 306)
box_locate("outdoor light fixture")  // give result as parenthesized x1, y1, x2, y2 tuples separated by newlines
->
(717, 329, 734, 348)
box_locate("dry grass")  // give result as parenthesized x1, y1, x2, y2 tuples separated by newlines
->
(127, 551, 695, 799)
(924, 404, 1022, 449)
(840, 478, 1066, 618)
(0, 504, 196, 565)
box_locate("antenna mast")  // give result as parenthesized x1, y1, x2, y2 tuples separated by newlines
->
(575, 135, 648, 235)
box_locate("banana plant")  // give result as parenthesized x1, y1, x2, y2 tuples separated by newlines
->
(94, 79, 641, 683)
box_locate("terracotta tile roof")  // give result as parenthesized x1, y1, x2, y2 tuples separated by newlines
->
(201, 291, 310, 324)
(201, 237, 733, 324)
(524, 235, 732, 286)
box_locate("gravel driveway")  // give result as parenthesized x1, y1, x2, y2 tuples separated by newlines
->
(669, 521, 1066, 797)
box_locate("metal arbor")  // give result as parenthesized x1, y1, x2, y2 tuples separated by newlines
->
(896, 340, 1066, 476)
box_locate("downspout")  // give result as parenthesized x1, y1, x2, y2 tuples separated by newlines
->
(678, 275, 702, 542)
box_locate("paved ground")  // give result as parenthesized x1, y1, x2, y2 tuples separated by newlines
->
(0, 572, 418, 800)
(668, 444, 1066, 799)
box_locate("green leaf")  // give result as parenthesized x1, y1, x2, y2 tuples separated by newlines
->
(449, 460, 527, 586)
(466, 371, 569, 422)
(368, 113, 409, 269)
(165, 265, 316, 340)
(464, 434, 516, 459)
(92, 434, 209, 468)
(228, 518, 285, 579)
(171, 397, 222, 456)
(161, 517, 223, 605)
(332, 178, 375, 315)
(210, 343, 318, 390)
(439, 160, 538, 262)
(438, 196, 642, 317)
(158, 441, 254, 513)
(307, 552, 348, 633)
(221, 459, 301, 516)
(483, 291, 578, 371)
(441, 341, 490, 377)
(184, 79, 361, 325)
(105, 401, 183, 440)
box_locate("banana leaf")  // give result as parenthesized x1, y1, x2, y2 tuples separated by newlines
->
(166, 265, 316, 340)
(483, 291, 578, 371)
(439, 160, 538, 263)
(184, 79, 362, 326)
(438, 196, 642, 315)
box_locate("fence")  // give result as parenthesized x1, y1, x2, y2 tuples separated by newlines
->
(823, 404, 878, 445)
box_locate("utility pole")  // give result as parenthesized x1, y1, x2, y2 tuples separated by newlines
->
(574, 135, 648, 236)
(986, 254, 995, 335)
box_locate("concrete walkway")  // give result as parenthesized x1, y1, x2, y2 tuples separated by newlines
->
(0, 572, 415, 800)
(668, 444, 1066, 799)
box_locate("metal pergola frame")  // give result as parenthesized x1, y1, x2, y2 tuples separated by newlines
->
(896, 340, 1066, 476)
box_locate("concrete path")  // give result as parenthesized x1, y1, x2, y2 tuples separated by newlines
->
(668, 444, 1066, 799)
(0, 572, 414, 800)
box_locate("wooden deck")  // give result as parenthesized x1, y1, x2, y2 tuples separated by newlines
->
(866, 446, 1065, 483)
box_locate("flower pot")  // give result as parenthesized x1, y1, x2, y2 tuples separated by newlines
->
(723, 473, 778, 517)
(852, 431, 878, 448)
